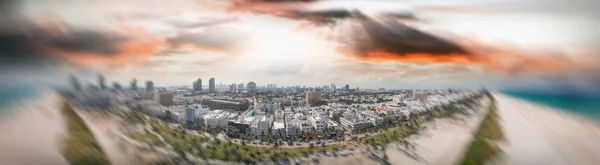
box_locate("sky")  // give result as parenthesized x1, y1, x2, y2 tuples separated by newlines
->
(0, 0, 599, 92)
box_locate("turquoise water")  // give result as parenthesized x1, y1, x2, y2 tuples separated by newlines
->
(502, 91, 600, 120)
(0, 85, 39, 114)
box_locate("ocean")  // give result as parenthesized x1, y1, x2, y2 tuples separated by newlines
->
(0, 85, 40, 115)
(502, 91, 600, 120)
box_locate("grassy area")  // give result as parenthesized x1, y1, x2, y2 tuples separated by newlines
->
(61, 101, 110, 165)
(149, 120, 340, 163)
(460, 93, 503, 165)
(130, 131, 165, 147)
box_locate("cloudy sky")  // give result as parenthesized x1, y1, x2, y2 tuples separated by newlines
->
(0, 0, 599, 92)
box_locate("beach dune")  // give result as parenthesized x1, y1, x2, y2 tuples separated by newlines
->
(492, 93, 600, 165)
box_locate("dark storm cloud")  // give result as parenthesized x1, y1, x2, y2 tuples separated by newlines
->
(41, 30, 129, 55)
(341, 18, 468, 58)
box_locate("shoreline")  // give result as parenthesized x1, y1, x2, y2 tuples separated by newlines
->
(0, 90, 69, 165)
(499, 91, 600, 124)
(492, 92, 600, 165)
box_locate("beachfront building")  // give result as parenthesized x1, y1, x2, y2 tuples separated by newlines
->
(271, 120, 285, 138)
(258, 115, 273, 137)
(340, 117, 369, 133)
(286, 119, 301, 138)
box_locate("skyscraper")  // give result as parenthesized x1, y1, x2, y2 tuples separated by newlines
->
(247, 82, 257, 93)
(330, 84, 336, 92)
(130, 79, 138, 90)
(146, 80, 154, 91)
(98, 74, 107, 90)
(345, 84, 350, 91)
(70, 75, 81, 91)
(209, 78, 215, 93)
(193, 78, 202, 92)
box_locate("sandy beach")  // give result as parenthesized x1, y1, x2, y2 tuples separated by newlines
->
(0, 91, 69, 165)
(491, 93, 600, 165)
(386, 97, 490, 165)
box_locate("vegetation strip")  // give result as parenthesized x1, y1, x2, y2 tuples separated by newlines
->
(61, 100, 110, 165)
(460, 92, 504, 165)
(150, 120, 344, 163)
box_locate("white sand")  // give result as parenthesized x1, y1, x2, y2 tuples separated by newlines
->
(492, 93, 600, 165)
(386, 97, 490, 165)
(75, 110, 134, 165)
(0, 91, 69, 165)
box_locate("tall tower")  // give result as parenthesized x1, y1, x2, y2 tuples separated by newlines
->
(146, 80, 154, 91)
(98, 74, 106, 90)
(193, 78, 202, 92)
(209, 78, 215, 93)
(247, 82, 256, 93)
(130, 78, 138, 91)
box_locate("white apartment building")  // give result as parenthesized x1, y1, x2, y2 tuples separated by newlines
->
(258, 115, 273, 137)
(309, 115, 328, 135)
(272, 121, 285, 137)
(203, 113, 229, 129)
(286, 119, 301, 137)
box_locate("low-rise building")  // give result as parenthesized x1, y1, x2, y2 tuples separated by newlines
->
(340, 117, 368, 133)
(203, 112, 229, 129)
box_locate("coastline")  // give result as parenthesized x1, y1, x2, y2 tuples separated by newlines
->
(385, 96, 491, 165)
(0, 90, 69, 165)
(491, 92, 600, 165)
(500, 91, 600, 124)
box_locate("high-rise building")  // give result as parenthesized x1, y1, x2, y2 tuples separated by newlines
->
(330, 84, 336, 92)
(247, 82, 257, 93)
(70, 75, 81, 91)
(193, 78, 202, 92)
(130, 79, 138, 90)
(305, 88, 323, 106)
(209, 78, 215, 93)
(146, 80, 154, 91)
(98, 74, 107, 90)
(345, 84, 350, 91)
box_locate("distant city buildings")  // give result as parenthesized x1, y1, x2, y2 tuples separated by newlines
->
(130, 79, 138, 90)
(146, 81, 154, 91)
(237, 83, 244, 92)
(345, 84, 350, 91)
(247, 82, 257, 93)
(414, 92, 428, 102)
(305, 88, 323, 106)
(330, 84, 336, 92)
(112, 82, 122, 91)
(98, 74, 107, 90)
(70, 75, 81, 91)
(209, 78, 215, 93)
(193, 78, 202, 92)
(230, 84, 237, 92)
(154, 89, 174, 106)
